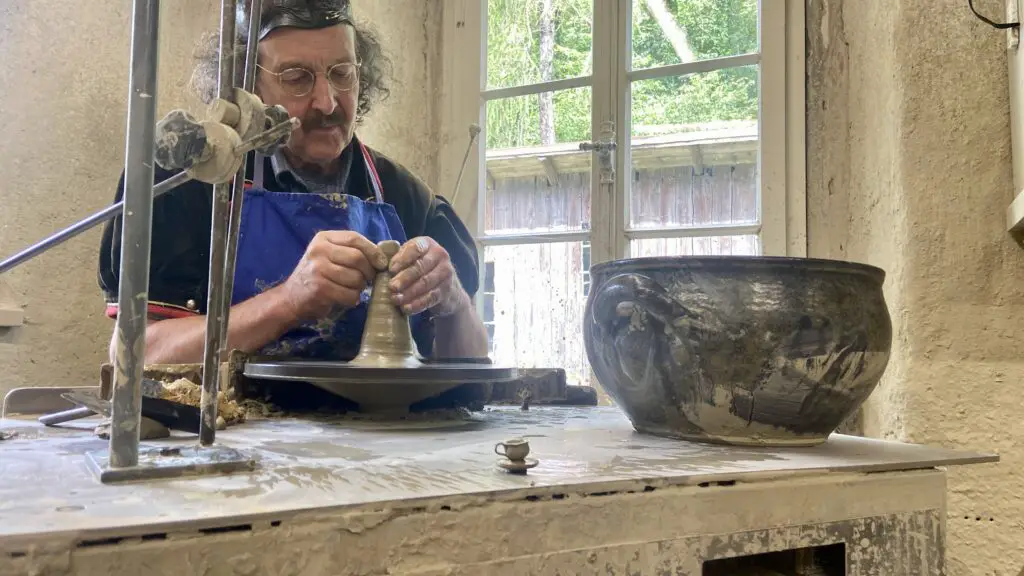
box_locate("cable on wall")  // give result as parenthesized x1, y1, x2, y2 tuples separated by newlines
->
(969, 0, 1020, 29)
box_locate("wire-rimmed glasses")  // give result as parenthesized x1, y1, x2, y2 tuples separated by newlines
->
(256, 61, 360, 97)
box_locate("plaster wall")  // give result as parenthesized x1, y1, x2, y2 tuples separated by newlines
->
(350, 2, 444, 193)
(807, 0, 1024, 572)
(0, 2, 442, 398)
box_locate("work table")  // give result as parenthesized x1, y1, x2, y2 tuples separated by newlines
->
(0, 406, 998, 574)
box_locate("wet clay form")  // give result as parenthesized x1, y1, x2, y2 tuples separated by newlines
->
(584, 256, 893, 447)
(244, 240, 516, 413)
(350, 240, 425, 370)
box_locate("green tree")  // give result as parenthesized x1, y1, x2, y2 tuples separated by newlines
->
(485, 0, 757, 148)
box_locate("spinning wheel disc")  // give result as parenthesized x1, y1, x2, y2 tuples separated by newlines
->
(242, 358, 518, 412)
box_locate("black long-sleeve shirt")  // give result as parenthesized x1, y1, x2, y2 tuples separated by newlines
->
(97, 136, 479, 321)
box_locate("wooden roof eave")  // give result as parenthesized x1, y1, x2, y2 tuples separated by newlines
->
(485, 135, 759, 181)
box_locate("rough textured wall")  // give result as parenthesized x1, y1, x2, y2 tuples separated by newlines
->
(807, 0, 1023, 573)
(351, 2, 444, 192)
(0, 1, 219, 398)
(0, 2, 443, 399)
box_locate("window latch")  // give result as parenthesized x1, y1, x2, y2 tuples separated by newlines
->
(579, 141, 617, 152)
(580, 122, 618, 184)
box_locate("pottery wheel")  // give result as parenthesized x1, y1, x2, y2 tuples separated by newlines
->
(242, 359, 517, 412)
(242, 240, 517, 413)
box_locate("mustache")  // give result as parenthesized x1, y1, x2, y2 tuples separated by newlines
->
(301, 109, 348, 130)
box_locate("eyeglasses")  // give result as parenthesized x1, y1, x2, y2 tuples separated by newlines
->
(256, 61, 360, 97)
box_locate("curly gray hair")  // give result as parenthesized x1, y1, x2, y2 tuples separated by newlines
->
(190, 4, 392, 124)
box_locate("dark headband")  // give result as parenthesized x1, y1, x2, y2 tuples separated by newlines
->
(255, 0, 353, 41)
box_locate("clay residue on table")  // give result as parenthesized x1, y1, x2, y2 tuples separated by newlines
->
(162, 378, 247, 426)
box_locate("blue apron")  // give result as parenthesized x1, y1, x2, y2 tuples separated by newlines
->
(231, 142, 433, 360)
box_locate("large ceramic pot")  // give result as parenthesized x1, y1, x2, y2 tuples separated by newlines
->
(583, 256, 892, 446)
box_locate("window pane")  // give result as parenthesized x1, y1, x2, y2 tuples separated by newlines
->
(485, 87, 592, 233)
(485, 242, 590, 386)
(629, 66, 758, 229)
(486, 0, 594, 90)
(630, 235, 761, 258)
(631, 0, 758, 70)
(487, 86, 592, 149)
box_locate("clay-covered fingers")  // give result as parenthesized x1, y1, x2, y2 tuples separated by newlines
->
(280, 231, 385, 322)
(393, 262, 454, 314)
(389, 238, 445, 306)
(388, 237, 434, 276)
(301, 271, 363, 310)
(301, 256, 366, 294)
(308, 240, 374, 286)
(388, 237, 471, 316)
(316, 230, 389, 273)
(282, 257, 363, 319)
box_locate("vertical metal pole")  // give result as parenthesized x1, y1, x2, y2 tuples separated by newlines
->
(218, 0, 263, 346)
(199, 0, 238, 446)
(109, 0, 161, 468)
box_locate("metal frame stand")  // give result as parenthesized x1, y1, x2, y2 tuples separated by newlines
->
(79, 0, 263, 483)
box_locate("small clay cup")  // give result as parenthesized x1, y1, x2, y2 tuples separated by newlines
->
(494, 438, 530, 461)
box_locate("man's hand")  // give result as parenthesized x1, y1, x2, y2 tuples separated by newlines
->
(389, 237, 471, 317)
(279, 231, 387, 322)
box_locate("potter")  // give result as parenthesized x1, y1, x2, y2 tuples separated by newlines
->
(97, 0, 488, 368)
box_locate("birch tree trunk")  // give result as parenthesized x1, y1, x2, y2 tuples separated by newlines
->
(538, 0, 556, 145)
(644, 0, 695, 63)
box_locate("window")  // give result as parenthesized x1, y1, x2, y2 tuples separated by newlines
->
(440, 0, 806, 387)
(482, 261, 497, 354)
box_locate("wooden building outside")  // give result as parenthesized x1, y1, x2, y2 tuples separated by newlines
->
(479, 121, 761, 387)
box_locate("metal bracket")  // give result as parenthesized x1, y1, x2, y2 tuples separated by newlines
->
(86, 445, 256, 484)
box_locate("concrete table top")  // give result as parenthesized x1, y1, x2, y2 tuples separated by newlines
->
(0, 406, 997, 545)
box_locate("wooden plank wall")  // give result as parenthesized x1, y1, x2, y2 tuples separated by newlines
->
(484, 163, 758, 232)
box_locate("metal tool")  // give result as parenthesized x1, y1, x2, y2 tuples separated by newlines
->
(0, 118, 295, 276)
(63, 390, 202, 435)
(3, 385, 111, 416)
(219, 0, 265, 369)
(449, 123, 481, 207)
(38, 378, 163, 427)
(38, 407, 95, 427)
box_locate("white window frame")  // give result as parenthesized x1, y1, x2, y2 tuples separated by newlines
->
(437, 0, 807, 279)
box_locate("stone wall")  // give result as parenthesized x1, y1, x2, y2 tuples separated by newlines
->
(807, 0, 1024, 572)
(0, 1, 443, 398)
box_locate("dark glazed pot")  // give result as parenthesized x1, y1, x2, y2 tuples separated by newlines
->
(583, 256, 892, 446)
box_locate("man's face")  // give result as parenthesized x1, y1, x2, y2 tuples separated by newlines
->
(255, 25, 359, 166)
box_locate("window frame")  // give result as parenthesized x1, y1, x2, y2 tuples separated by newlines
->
(436, 0, 807, 296)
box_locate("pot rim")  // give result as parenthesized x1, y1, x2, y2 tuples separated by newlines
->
(589, 255, 886, 281)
